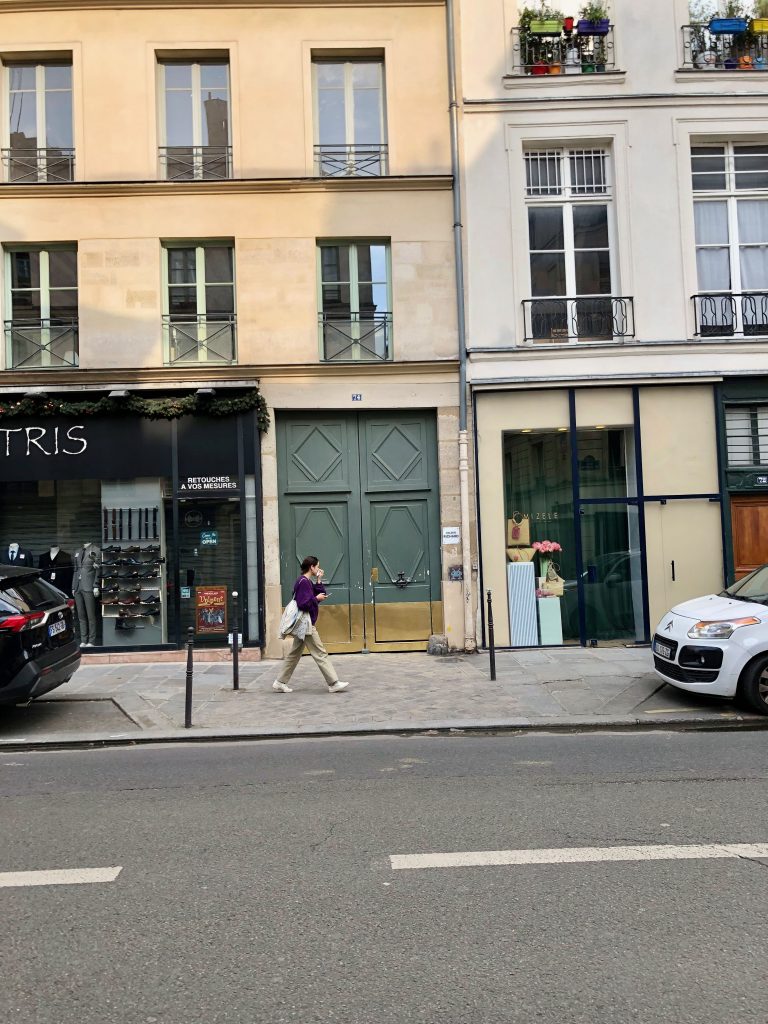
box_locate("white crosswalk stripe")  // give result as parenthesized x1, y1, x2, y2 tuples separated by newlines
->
(0, 867, 123, 888)
(390, 843, 768, 870)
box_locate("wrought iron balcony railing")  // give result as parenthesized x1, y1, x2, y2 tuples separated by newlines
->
(164, 315, 237, 365)
(681, 24, 768, 70)
(314, 144, 388, 177)
(693, 292, 768, 338)
(5, 318, 79, 369)
(320, 312, 392, 362)
(522, 296, 635, 343)
(2, 148, 75, 184)
(510, 26, 616, 76)
(159, 146, 233, 181)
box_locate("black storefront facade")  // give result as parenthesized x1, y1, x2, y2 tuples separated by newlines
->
(0, 403, 264, 652)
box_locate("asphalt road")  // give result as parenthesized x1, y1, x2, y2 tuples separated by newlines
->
(2, 731, 768, 1024)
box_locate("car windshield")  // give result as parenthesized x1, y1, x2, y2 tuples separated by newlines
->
(721, 564, 768, 606)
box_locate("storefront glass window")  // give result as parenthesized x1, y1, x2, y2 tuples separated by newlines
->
(580, 503, 644, 643)
(577, 428, 636, 498)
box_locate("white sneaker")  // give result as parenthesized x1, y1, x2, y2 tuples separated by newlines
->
(328, 681, 349, 693)
(272, 681, 293, 693)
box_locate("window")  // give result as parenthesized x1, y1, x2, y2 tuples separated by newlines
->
(163, 244, 236, 364)
(692, 143, 768, 337)
(523, 147, 631, 343)
(5, 246, 78, 368)
(725, 405, 768, 467)
(4, 62, 73, 183)
(313, 60, 387, 176)
(159, 61, 231, 180)
(318, 242, 391, 361)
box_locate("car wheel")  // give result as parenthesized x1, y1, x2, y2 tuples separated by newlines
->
(736, 655, 768, 715)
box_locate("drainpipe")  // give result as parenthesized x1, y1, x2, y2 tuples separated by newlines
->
(445, 0, 476, 652)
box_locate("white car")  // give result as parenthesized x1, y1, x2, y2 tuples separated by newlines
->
(653, 564, 768, 715)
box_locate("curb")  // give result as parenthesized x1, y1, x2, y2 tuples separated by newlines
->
(1, 711, 767, 751)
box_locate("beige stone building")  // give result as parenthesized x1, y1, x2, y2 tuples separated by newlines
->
(0, 0, 466, 660)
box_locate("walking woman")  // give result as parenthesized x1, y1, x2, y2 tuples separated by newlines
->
(273, 555, 349, 693)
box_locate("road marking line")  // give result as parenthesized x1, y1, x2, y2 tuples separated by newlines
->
(390, 844, 768, 870)
(0, 867, 122, 888)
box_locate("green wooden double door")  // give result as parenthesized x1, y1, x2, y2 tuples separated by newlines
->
(277, 411, 443, 652)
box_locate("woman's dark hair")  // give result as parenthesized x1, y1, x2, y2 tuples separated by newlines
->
(300, 555, 319, 573)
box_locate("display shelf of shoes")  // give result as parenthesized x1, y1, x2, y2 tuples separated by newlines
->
(99, 543, 165, 621)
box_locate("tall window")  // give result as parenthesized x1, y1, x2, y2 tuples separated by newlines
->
(4, 62, 73, 183)
(523, 147, 630, 343)
(164, 244, 236, 364)
(159, 61, 231, 180)
(692, 143, 768, 337)
(318, 242, 391, 361)
(5, 247, 78, 368)
(313, 60, 387, 176)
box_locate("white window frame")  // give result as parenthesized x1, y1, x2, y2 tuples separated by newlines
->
(5, 245, 78, 368)
(157, 60, 231, 180)
(524, 146, 619, 343)
(316, 240, 392, 361)
(162, 242, 236, 364)
(4, 61, 73, 182)
(312, 59, 387, 174)
(692, 141, 768, 337)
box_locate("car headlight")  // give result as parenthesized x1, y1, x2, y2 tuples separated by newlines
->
(687, 617, 760, 639)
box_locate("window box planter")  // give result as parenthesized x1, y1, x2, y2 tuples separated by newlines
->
(751, 18, 768, 32)
(530, 19, 564, 35)
(708, 17, 748, 34)
(577, 18, 610, 35)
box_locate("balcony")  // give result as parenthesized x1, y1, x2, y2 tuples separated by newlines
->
(693, 292, 768, 338)
(164, 315, 237, 365)
(5, 319, 79, 369)
(2, 148, 74, 184)
(320, 312, 392, 362)
(314, 144, 388, 177)
(159, 146, 232, 182)
(510, 26, 616, 76)
(681, 24, 768, 70)
(522, 297, 635, 344)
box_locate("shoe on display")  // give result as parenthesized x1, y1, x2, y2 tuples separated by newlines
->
(328, 681, 350, 693)
(120, 571, 141, 580)
(144, 545, 161, 554)
(103, 546, 122, 555)
(272, 681, 293, 693)
(85, 643, 94, 648)
(79, 641, 86, 648)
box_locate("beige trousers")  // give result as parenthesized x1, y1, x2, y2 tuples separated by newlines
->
(276, 626, 339, 687)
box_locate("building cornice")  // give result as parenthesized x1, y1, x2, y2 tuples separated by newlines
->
(0, 175, 452, 200)
(0, 0, 443, 10)
(0, 360, 459, 393)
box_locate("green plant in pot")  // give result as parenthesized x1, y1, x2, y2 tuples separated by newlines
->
(752, 0, 768, 34)
(578, 2, 610, 35)
(529, 2, 567, 36)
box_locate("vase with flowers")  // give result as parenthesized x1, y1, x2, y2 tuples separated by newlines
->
(532, 540, 562, 589)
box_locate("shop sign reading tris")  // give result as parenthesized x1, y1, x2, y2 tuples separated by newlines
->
(1, 424, 87, 456)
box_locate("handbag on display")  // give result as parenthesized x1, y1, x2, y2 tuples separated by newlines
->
(544, 562, 565, 597)
(506, 512, 531, 547)
(507, 547, 535, 563)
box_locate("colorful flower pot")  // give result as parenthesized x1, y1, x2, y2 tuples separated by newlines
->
(708, 17, 748, 35)
(548, 62, 562, 74)
(530, 19, 564, 35)
(530, 59, 550, 75)
(563, 16, 574, 32)
(577, 18, 610, 35)
(751, 18, 768, 32)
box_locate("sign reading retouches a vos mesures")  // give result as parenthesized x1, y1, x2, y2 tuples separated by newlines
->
(0, 424, 88, 457)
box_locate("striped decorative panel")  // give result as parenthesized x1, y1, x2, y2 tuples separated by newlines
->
(507, 562, 538, 647)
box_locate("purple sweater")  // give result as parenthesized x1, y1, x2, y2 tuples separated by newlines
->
(293, 576, 327, 626)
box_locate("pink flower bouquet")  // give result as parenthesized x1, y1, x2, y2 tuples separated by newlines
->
(532, 540, 562, 553)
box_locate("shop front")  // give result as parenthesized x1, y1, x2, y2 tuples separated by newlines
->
(475, 384, 726, 648)
(0, 399, 264, 653)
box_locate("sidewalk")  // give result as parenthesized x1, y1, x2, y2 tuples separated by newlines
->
(1, 646, 765, 749)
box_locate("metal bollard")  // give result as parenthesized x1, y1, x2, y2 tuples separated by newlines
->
(232, 590, 240, 691)
(184, 626, 195, 729)
(486, 589, 497, 681)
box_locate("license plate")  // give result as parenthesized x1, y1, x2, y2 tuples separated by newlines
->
(48, 619, 67, 638)
(653, 639, 672, 659)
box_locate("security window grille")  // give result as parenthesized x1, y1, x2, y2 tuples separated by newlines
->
(159, 61, 231, 180)
(313, 60, 387, 176)
(725, 405, 768, 467)
(692, 143, 768, 337)
(525, 149, 609, 198)
(318, 242, 391, 360)
(5, 246, 78, 367)
(5, 62, 73, 182)
(164, 244, 236, 363)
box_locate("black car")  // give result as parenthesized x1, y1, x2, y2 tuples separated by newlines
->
(0, 566, 81, 706)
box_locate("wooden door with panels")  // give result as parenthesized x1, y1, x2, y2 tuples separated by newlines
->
(730, 495, 768, 579)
